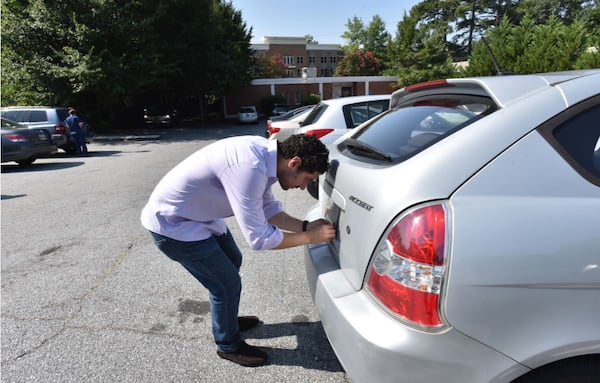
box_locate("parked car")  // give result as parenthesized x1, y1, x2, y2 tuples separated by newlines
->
(304, 70, 600, 383)
(294, 95, 390, 146)
(143, 106, 178, 127)
(266, 106, 314, 141)
(270, 104, 291, 116)
(269, 104, 315, 122)
(1, 118, 57, 165)
(0, 106, 94, 153)
(237, 106, 259, 124)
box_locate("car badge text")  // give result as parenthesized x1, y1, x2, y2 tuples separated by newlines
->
(349, 196, 374, 211)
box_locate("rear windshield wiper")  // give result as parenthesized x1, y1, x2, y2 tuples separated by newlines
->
(340, 138, 392, 161)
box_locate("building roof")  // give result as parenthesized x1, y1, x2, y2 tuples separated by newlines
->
(252, 36, 342, 52)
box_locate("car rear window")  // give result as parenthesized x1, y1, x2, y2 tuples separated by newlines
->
(339, 95, 495, 163)
(56, 109, 69, 121)
(240, 107, 256, 113)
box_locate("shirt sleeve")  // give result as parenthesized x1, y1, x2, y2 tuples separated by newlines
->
(219, 163, 283, 250)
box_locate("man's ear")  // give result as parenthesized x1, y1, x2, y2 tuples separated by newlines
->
(288, 156, 302, 168)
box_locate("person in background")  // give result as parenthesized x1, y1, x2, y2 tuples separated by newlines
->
(64, 108, 87, 155)
(140, 134, 335, 367)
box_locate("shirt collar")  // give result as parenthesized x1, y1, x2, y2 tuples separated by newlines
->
(267, 139, 278, 178)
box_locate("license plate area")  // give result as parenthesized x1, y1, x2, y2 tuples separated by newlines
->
(324, 199, 341, 262)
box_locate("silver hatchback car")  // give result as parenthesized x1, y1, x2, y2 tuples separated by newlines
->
(304, 70, 600, 383)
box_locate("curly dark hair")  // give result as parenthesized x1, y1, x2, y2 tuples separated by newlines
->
(278, 134, 329, 174)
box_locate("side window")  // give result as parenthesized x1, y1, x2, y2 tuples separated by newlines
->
(546, 103, 600, 181)
(345, 102, 369, 128)
(29, 110, 48, 122)
(367, 100, 390, 119)
(2, 110, 28, 122)
(344, 100, 391, 129)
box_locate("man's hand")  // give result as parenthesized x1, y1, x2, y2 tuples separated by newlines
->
(307, 219, 336, 244)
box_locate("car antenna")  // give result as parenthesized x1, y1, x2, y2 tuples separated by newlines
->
(481, 36, 514, 76)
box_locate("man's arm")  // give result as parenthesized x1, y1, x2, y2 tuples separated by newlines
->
(268, 212, 335, 249)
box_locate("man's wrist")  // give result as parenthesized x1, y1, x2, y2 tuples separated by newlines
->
(302, 220, 309, 232)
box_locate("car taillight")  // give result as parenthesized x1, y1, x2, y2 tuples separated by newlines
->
(305, 128, 334, 139)
(4, 134, 28, 142)
(54, 124, 67, 134)
(404, 79, 450, 92)
(269, 126, 281, 134)
(366, 202, 448, 329)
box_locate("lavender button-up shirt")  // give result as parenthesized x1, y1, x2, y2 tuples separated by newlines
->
(141, 136, 284, 250)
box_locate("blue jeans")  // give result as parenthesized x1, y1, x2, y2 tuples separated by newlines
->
(149, 230, 243, 352)
(71, 131, 87, 154)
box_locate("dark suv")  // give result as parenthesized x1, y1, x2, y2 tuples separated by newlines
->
(0, 107, 93, 153)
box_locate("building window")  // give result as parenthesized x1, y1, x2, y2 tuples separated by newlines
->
(286, 69, 295, 77)
(320, 68, 328, 76)
(330, 55, 337, 64)
(321, 56, 327, 64)
(309, 56, 316, 64)
(297, 56, 304, 65)
(283, 55, 295, 66)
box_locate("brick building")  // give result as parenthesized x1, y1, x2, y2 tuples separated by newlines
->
(223, 36, 398, 118)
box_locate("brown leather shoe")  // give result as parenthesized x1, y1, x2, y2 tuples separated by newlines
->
(238, 316, 259, 332)
(217, 341, 268, 367)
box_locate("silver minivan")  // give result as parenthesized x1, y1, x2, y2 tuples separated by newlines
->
(304, 70, 600, 383)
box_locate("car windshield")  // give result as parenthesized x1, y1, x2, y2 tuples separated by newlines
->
(340, 95, 495, 163)
(240, 107, 255, 113)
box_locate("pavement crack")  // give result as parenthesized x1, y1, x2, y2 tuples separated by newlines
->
(8, 239, 142, 363)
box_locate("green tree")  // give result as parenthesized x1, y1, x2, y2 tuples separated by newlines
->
(1, 0, 254, 128)
(341, 16, 366, 50)
(340, 15, 391, 73)
(387, 10, 456, 87)
(305, 34, 318, 44)
(517, 0, 589, 25)
(466, 16, 591, 76)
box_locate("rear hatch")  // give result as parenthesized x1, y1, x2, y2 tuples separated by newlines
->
(318, 75, 572, 295)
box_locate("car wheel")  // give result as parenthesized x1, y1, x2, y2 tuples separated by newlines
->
(16, 157, 36, 166)
(307, 179, 319, 199)
(511, 355, 600, 383)
(62, 144, 77, 154)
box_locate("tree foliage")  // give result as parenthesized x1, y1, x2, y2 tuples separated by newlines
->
(335, 49, 382, 76)
(387, 10, 457, 86)
(340, 15, 391, 70)
(465, 16, 591, 75)
(1, 0, 254, 128)
(1, 0, 598, 129)
(254, 53, 287, 78)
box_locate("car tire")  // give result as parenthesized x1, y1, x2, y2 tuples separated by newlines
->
(62, 144, 77, 154)
(512, 355, 600, 383)
(16, 157, 36, 166)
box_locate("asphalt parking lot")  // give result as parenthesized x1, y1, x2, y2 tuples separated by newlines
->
(1, 121, 349, 382)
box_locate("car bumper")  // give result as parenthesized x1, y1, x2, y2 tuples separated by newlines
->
(1, 142, 56, 163)
(303, 212, 527, 383)
(52, 134, 68, 146)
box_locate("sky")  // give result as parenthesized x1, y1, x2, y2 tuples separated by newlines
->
(229, 0, 421, 45)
